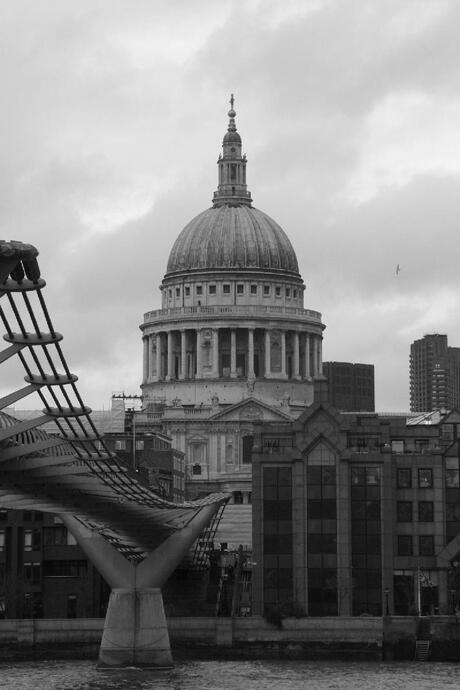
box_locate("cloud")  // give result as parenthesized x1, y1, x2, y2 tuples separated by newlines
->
(2, 0, 460, 413)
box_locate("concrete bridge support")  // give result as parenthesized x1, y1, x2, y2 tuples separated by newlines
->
(61, 504, 219, 668)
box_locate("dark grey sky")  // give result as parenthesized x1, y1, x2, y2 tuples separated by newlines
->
(2, 0, 459, 411)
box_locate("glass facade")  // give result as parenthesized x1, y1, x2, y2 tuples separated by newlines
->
(307, 443, 337, 616)
(350, 465, 382, 616)
(262, 466, 292, 610)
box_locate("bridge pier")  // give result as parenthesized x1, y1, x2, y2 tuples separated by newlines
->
(98, 587, 172, 668)
(60, 504, 220, 668)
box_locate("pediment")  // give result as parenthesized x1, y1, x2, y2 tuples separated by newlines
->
(293, 402, 345, 453)
(443, 410, 460, 425)
(209, 397, 292, 423)
(294, 402, 342, 435)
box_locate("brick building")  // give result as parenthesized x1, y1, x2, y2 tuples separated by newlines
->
(252, 402, 460, 618)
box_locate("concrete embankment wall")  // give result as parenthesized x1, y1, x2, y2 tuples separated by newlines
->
(0, 616, 459, 661)
(0, 616, 381, 660)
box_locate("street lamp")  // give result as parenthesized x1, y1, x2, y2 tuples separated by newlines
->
(384, 587, 390, 616)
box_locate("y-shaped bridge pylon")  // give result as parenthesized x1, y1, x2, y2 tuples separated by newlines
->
(0, 241, 229, 667)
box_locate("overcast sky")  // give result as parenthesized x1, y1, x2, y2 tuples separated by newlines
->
(2, 0, 460, 412)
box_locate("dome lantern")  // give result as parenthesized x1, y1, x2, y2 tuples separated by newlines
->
(213, 94, 252, 208)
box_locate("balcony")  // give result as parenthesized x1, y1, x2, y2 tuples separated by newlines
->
(143, 304, 322, 324)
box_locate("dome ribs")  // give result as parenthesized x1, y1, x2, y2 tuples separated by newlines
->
(165, 205, 300, 275)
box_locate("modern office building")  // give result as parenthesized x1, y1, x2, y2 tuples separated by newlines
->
(252, 400, 460, 618)
(139, 98, 325, 548)
(410, 334, 460, 412)
(323, 361, 375, 411)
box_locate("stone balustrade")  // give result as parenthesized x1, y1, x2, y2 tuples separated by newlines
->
(144, 304, 322, 324)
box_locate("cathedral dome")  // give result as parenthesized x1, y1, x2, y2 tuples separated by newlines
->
(165, 96, 300, 278)
(166, 204, 299, 275)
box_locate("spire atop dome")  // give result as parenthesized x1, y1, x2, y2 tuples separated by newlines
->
(213, 95, 252, 208)
(227, 93, 236, 128)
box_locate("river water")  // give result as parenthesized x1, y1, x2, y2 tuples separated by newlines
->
(0, 660, 459, 690)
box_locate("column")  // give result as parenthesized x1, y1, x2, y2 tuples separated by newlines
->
(316, 336, 321, 377)
(304, 334, 311, 379)
(180, 330, 187, 380)
(230, 329, 237, 378)
(264, 330, 271, 378)
(318, 336, 323, 376)
(281, 331, 287, 378)
(247, 328, 255, 378)
(313, 335, 320, 377)
(156, 333, 162, 381)
(196, 329, 202, 378)
(293, 331, 300, 379)
(166, 331, 173, 381)
(212, 328, 219, 377)
(142, 337, 149, 383)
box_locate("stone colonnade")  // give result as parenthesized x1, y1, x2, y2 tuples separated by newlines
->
(142, 327, 323, 382)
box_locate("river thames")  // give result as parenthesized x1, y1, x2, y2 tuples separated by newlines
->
(1, 660, 460, 689)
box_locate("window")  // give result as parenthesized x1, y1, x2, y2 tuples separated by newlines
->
(419, 535, 434, 556)
(192, 464, 202, 475)
(223, 284, 230, 294)
(397, 468, 412, 488)
(196, 285, 202, 295)
(397, 535, 413, 556)
(418, 501, 434, 522)
(397, 501, 412, 522)
(185, 286, 190, 296)
(0, 511, 6, 522)
(168, 289, 172, 298)
(250, 284, 257, 295)
(175, 287, 180, 297)
(286, 288, 291, 298)
(275, 286, 281, 297)
(446, 458, 459, 487)
(67, 594, 77, 619)
(242, 436, 254, 464)
(135, 440, 144, 451)
(237, 284, 244, 294)
(392, 440, 405, 454)
(209, 284, 216, 294)
(24, 529, 41, 552)
(43, 560, 88, 577)
(115, 440, 126, 451)
(263, 285, 270, 296)
(233, 491, 243, 504)
(44, 526, 70, 545)
(293, 289, 297, 298)
(24, 562, 41, 585)
(0, 531, 4, 552)
(418, 468, 433, 488)
(415, 439, 429, 453)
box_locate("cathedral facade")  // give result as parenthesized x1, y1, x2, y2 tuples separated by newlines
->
(140, 98, 325, 546)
